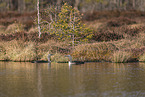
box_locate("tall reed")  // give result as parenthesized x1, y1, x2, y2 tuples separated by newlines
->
(139, 53, 145, 62)
(111, 50, 132, 63)
(72, 42, 118, 61)
(0, 40, 37, 61)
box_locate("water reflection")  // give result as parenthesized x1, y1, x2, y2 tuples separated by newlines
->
(0, 62, 145, 97)
(36, 64, 43, 97)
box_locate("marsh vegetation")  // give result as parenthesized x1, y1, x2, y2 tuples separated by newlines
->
(0, 4, 145, 63)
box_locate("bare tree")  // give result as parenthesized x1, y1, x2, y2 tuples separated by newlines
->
(37, 0, 41, 38)
(18, 0, 26, 12)
(74, 0, 80, 10)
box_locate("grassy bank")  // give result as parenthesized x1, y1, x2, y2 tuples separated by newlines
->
(0, 37, 145, 63)
(0, 11, 145, 63)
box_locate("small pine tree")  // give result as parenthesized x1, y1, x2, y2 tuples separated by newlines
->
(41, 3, 93, 45)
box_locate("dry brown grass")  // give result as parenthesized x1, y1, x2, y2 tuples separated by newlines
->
(12, 43, 37, 62)
(4, 23, 25, 34)
(113, 33, 145, 50)
(71, 32, 145, 62)
(0, 34, 145, 62)
(0, 25, 6, 34)
(139, 53, 145, 62)
(111, 50, 132, 63)
(28, 27, 38, 33)
(0, 40, 37, 61)
(130, 23, 144, 29)
(72, 42, 118, 61)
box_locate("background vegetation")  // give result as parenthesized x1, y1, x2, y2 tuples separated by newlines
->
(1, 0, 145, 12)
(0, 0, 145, 63)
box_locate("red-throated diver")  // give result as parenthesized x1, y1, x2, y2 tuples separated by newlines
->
(31, 54, 53, 63)
(65, 55, 84, 65)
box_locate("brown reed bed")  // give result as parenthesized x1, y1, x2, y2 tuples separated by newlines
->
(0, 38, 70, 62)
(0, 33, 145, 62)
(72, 32, 145, 63)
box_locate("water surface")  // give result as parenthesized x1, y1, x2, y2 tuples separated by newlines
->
(0, 62, 145, 97)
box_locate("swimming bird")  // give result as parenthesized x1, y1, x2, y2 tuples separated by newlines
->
(65, 55, 84, 65)
(31, 54, 53, 63)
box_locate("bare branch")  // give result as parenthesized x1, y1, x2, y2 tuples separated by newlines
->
(37, 0, 41, 38)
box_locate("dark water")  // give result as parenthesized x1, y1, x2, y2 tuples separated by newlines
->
(0, 62, 145, 97)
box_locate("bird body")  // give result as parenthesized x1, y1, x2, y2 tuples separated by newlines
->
(31, 60, 49, 63)
(68, 61, 84, 65)
(65, 55, 84, 65)
(31, 54, 53, 63)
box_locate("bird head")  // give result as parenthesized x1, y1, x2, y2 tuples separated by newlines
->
(65, 55, 72, 61)
(48, 54, 53, 57)
(65, 55, 71, 57)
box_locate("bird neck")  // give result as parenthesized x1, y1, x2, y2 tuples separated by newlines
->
(68, 56, 72, 62)
(47, 56, 51, 62)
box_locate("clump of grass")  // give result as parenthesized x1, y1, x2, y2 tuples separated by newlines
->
(0, 41, 7, 60)
(28, 27, 38, 33)
(72, 42, 118, 61)
(111, 50, 132, 63)
(5, 23, 25, 34)
(0, 40, 37, 61)
(0, 40, 23, 60)
(139, 53, 145, 62)
(113, 34, 145, 50)
(12, 43, 37, 62)
(0, 25, 6, 34)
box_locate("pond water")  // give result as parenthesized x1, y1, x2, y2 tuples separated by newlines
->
(0, 62, 145, 97)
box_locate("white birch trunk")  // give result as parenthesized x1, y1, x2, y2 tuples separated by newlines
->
(37, 0, 41, 38)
